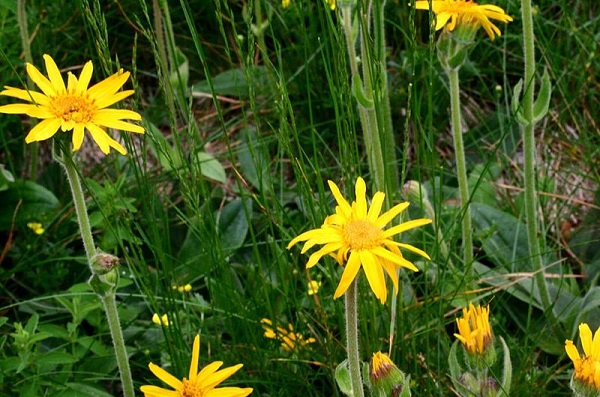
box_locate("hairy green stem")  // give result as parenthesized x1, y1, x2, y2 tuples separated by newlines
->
(520, 0, 553, 315)
(447, 68, 473, 270)
(345, 280, 365, 397)
(62, 151, 134, 397)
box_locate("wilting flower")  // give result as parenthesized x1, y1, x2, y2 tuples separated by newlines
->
(140, 335, 253, 397)
(307, 280, 321, 296)
(152, 313, 170, 327)
(414, 0, 513, 40)
(261, 318, 316, 352)
(454, 303, 493, 355)
(287, 177, 431, 304)
(565, 323, 600, 393)
(0, 54, 144, 155)
(26, 222, 45, 235)
(369, 352, 410, 397)
(172, 284, 193, 293)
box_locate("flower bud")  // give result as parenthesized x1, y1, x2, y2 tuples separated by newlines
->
(369, 352, 411, 397)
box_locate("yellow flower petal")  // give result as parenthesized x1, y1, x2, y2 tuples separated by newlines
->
(148, 363, 183, 391)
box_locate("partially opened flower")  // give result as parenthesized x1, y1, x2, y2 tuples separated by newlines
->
(565, 323, 600, 393)
(0, 54, 144, 155)
(288, 177, 431, 304)
(414, 0, 513, 40)
(369, 352, 410, 397)
(140, 335, 253, 397)
(454, 303, 493, 356)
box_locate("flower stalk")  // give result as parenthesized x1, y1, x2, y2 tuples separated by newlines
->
(345, 280, 365, 397)
(447, 67, 474, 269)
(520, 0, 554, 322)
(61, 148, 135, 397)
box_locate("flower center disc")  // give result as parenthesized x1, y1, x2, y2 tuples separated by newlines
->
(343, 219, 383, 250)
(51, 94, 94, 124)
(182, 378, 203, 397)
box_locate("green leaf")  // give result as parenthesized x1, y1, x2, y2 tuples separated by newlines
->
(470, 203, 532, 272)
(196, 151, 226, 183)
(169, 47, 189, 93)
(145, 122, 182, 171)
(217, 197, 252, 254)
(39, 351, 78, 366)
(0, 180, 60, 231)
(0, 164, 14, 192)
(532, 68, 552, 123)
(498, 336, 512, 397)
(352, 75, 374, 108)
(237, 127, 272, 192)
(335, 360, 354, 396)
(60, 383, 116, 397)
(191, 66, 270, 98)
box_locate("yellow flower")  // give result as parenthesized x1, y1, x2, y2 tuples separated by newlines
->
(261, 318, 316, 352)
(152, 313, 170, 327)
(565, 323, 600, 390)
(307, 280, 321, 296)
(414, 0, 513, 40)
(282, 0, 290, 8)
(326, 0, 336, 10)
(140, 335, 253, 397)
(172, 284, 193, 293)
(454, 303, 493, 355)
(370, 352, 395, 381)
(26, 222, 45, 235)
(0, 54, 144, 155)
(287, 177, 431, 304)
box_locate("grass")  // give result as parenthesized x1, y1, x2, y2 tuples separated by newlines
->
(0, 0, 599, 396)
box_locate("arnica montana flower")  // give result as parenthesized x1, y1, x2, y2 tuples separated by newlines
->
(0, 54, 144, 155)
(454, 303, 493, 355)
(140, 335, 253, 397)
(287, 177, 431, 304)
(565, 323, 600, 393)
(261, 318, 316, 352)
(414, 0, 513, 40)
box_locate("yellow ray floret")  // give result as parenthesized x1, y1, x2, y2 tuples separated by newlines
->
(0, 54, 144, 155)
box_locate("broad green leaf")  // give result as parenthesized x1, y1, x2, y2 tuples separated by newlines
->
(191, 66, 270, 98)
(0, 180, 60, 231)
(39, 351, 78, 366)
(237, 128, 272, 192)
(197, 151, 226, 183)
(217, 197, 252, 254)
